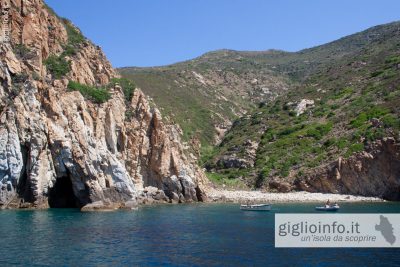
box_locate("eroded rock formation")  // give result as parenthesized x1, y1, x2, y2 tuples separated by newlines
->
(295, 138, 400, 200)
(0, 0, 208, 209)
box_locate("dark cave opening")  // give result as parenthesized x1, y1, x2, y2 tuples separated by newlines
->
(17, 144, 32, 203)
(48, 175, 80, 208)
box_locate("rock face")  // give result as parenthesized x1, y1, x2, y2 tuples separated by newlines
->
(215, 139, 259, 169)
(0, 0, 208, 209)
(295, 138, 400, 200)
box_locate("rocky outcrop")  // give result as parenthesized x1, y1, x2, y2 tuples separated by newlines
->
(294, 99, 314, 116)
(268, 179, 293, 193)
(215, 139, 259, 169)
(5, 0, 115, 84)
(0, 0, 208, 209)
(294, 138, 400, 200)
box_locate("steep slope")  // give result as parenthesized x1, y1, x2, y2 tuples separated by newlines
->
(118, 21, 399, 151)
(0, 0, 207, 210)
(206, 21, 400, 199)
(119, 50, 292, 149)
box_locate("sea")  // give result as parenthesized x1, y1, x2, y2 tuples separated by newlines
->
(0, 202, 399, 266)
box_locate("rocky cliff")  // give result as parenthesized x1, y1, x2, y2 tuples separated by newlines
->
(295, 138, 400, 200)
(0, 0, 207, 209)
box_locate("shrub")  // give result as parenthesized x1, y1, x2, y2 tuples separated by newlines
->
(382, 114, 400, 129)
(333, 87, 354, 99)
(366, 106, 389, 119)
(306, 122, 333, 140)
(11, 72, 29, 84)
(44, 55, 71, 79)
(385, 56, 400, 65)
(279, 162, 291, 177)
(68, 81, 111, 104)
(323, 138, 336, 147)
(365, 128, 385, 141)
(255, 167, 270, 188)
(370, 70, 384, 78)
(345, 143, 364, 157)
(13, 44, 33, 60)
(351, 106, 390, 128)
(62, 19, 85, 46)
(32, 72, 41, 81)
(336, 138, 349, 149)
(108, 78, 136, 102)
(62, 44, 77, 56)
(350, 112, 368, 128)
(278, 124, 304, 136)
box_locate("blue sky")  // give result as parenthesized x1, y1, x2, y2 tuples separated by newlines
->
(46, 0, 400, 68)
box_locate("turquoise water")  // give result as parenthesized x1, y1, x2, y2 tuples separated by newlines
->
(0, 202, 400, 266)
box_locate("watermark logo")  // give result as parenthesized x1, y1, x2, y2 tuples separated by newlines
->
(275, 214, 400, 247)
(1, 0, 11, 44)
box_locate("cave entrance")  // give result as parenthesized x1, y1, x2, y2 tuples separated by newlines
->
(48, 175, 80, 208)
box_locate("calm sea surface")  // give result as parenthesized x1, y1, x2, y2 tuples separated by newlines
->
(0, 202, 399, 266)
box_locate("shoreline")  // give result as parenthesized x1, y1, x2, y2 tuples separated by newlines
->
(205, 189, 384, 203)
(0, 190, 385, 211)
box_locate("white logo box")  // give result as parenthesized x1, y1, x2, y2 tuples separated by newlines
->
(275, 214, 400, 247)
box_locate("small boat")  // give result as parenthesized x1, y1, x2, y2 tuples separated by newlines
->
(315, 205, 340, 212)
(240, 204, 271, 211)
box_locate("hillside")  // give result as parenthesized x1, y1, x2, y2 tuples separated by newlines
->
(206, 21, 400, 199)
(118, 21, 399, 151)
(120, 21, 400, 200)
(119, 50, 292, 151)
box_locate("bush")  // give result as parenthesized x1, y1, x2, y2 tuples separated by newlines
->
(44, 55, 71, 79)
(366, 106, 389, 119)
(350, 112, 368, 128)
(68, 81, 111, 104)
(382, 114, 400, 129)
(108, 78, 136, 102)
(336, 138, 349, 149)
(13, 44, 33, 60)
(370, 70, 384, 78)
(345, 143, 364, 157)
(385, 56, 400, 65)
(255, 167, 270, 188)
(279, 162, 291, 177)
(333, 87, 354, 99)
(306, 122, 333, 140)
(62, 19, 85, 46)
(62, 44, 77, 56)
(350, 106, 389, 128)
(11, 72, 29, 84)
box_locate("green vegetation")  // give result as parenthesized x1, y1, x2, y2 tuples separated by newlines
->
(67, 81, 111, 104)
(350, 106, 390, 128)
(11, 72, 29, 84)
(345, 143, 364, 157)
(108, 78, 136, 102)
(119, 21, 400, 189)
(44, 55, 71, 79)
(42, 14, 87, 79)
(62, 18, 85, 46)
(205, 172, 246, 189)
(13, 44, 32, 60)
(60, 19, 85, 56)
